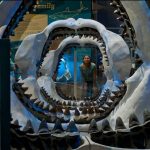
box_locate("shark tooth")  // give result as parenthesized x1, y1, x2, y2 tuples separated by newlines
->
(71, 34, 74, 38)
(120, 23, 126, 28)
(89, 119, 99, 133)
(102, 104, 109, 109)
(98, 42, 103, 47)
(93, 36, 97, 40)
(106, 99, 113, 105)
(129, 113, 140, 128)
(63, 101, 67, 106)
(114, 9, 121, 15)
(80, 102, 83, 107)
(101, 47, 106, 53)
(17, 82, 24, 87)
(38, 119, 49, 133)
(23, 120, 34, 133)
(82, 107, 87, 115)
(102, 119, 113, 132)
(79, 107, 83, 111)
(79, 34, 82, 38)
(25, 94, 32, 99)
(121, 12, 129, 19)
(115, 117, 126, 130)
(34, 100, 41, 105)
(88, 107, 94, 114)
(66, 120, 79, 133)
(109, 96, 116, 101)
(74, 108, 80, 116)
(84, 34, 88, 38)
(72, 102, 77, 107)
(116, 85, 123, 91)
(123, 32, 129, 37)
(99, 107, 105, 113)
(52, 119, 64, 133)
(68, 95, 72, 100)
(117, 16, 124, 21)
(21, 86, 28, 91)
(56, 106, 63, 113)
(103, 54, 108, 59)
(43, 104, 49, 111)
(112, 91, 120, 96)
(95, 107, 100, 114)
(85, 101, 90, 107)
(30, 98, 37, 103)
(38, 101, 44, 108)
(88, 35, 92, 39)
(67, 101, 71, 106)
(92, 102, 96, 106)
(64, 107, 71, 116)
(13, 119, 21, 128)
(49, 106, 56, 114)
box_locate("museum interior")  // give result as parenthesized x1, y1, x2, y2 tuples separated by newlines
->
(0, 0, 150, 149)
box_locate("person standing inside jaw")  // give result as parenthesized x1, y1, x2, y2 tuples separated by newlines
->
(80, 55, 97, 98)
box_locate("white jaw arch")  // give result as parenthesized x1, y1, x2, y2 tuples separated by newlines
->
(39, 35, 110, 77)
(15, 18, 131, 81)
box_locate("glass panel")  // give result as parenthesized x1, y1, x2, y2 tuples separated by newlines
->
(55, 45, 106, 100)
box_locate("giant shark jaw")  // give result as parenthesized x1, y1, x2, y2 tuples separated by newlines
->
(12, 18, 132, 125)
(9, 1, 150, 149)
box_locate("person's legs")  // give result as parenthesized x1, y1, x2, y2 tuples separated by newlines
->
(86, 81, 93, 97)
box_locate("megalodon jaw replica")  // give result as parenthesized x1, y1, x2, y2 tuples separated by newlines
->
(9, 1, 150, 149)
(12, 18, 131, 124)
(12, 17, 150, 131)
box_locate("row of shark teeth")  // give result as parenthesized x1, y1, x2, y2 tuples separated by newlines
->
(50, 27, 102, 41)
(11, 109, 150, 135)
(37, 27, 75, 66)
(14, 78, 126, 124)
(14, 79, 127, 124)
(89, 110, 150, 149)
(96, 83, 127, 107)
(96, 88, 110, 105)
(38, 27, 102, 70)
(14, 81, 112, 124)
(11, 110, 150, 149)
(42, 84, 101, 108)
(2, 0, 35, 38)
(55, 84, 100, 101)
(40, 87, 55, 103)
(13, 82, 72, 123)
(73, 106, 113, 124)
(109, 0, 137, 52)
(11, 119, 81, 149)
(72, 83, 127, 123)
(16, 78, 126, 122)
(38, 35, 106, 74)
(12, 119, 79, 135)
(17, 80, 53, 109)
(37, 28, 107, 75)
(15, 81, 100, 122)
(40, 86, 78, 109)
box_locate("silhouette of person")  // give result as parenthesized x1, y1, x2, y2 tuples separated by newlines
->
(80, 55, 97, 98)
